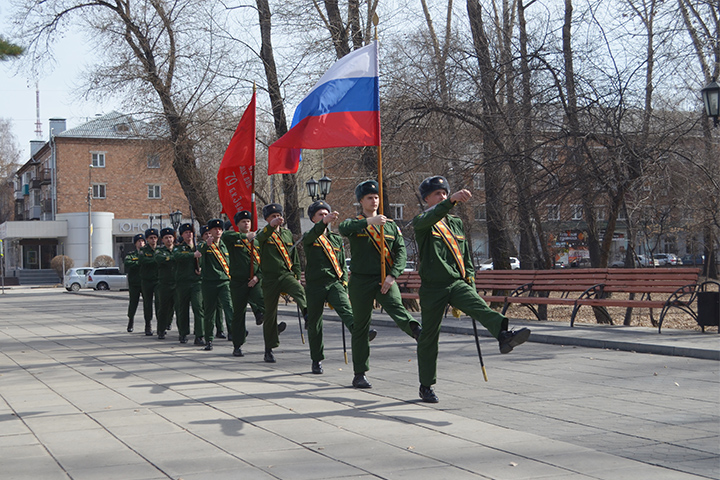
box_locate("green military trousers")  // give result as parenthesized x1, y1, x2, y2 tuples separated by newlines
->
(348, 273, 420, 375)
(417, 279, 507, 387)
(175, 282, 203, 338)
(230, 279, 264, 349)
(156, 285, 176, 334)
(262, 273, 306, 350)
(141, 280, 159, 329)
(305, 280, 354, 362)
(127, 282, 143, 321)
(202, 280, 233, 343)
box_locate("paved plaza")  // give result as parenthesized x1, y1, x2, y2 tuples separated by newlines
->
(0, 288, 718, 479)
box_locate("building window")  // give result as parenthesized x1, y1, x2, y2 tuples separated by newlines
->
(147, 154, 161, 169)
(571, 205, 583, 220)
(353, 202, 361, 216)
(148, 184, 161, 199)
(548, 204, 560, 221)
(475, 204, 486, 221)
(473, 174, 485, 191)
(91, 152, 106, 168)
(92, 184, 106, 199)
(595, 207, 606, 221)
(388, 203, 404, 220)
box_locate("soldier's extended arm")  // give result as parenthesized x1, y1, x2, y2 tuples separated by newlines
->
(338, 217, 367, 237)
(412, 199, 454, 232)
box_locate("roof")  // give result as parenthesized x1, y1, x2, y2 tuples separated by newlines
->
(55, 111, 165, 140)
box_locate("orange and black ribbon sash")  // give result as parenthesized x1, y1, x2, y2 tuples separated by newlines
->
(317, 234, 344, 279)
(433, 219, 465, 278)
(358, 215, 394, 268)
(210, 242, 231, 278)
(242, 237, 261, 265)
(270, 230, 293, 270)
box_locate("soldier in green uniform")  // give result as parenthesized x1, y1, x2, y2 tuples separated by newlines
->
(139, 228, 160, 336)
(302, 200, 377, 375)
(255, 203, 302, 363)
(413, 176, 531, 403)
(174, 223, 204, 345)
(124, 233, 145, 333)
(222, 210, 268, 358)
(339, 180, 422, 389)
(200, 226, 227, 340)
(196, 219, 233, 351)
(154, 227, 178, 339)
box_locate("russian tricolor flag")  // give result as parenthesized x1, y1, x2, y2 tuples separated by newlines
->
(268, 41, 380, 175)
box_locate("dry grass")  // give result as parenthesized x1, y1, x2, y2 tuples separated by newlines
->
(503, 297, 718, 333)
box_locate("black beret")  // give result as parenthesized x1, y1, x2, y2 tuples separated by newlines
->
(207, 218, 224, 230)
(262, 203, 283, 219)
(200, 225, 209, 236)
(178, 223, 193, 234)
(160, 227, 175, 238)
(308, 200, 331, 220)
(144, 228, 159, 239)
(419, 176, 450, 200)
(132, 233, 145, 244)
(234, 210, 252, 225)
(355, 180, 379, 201)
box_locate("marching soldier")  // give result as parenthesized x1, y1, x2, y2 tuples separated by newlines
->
(139, 228, 160, 336)
(123, 233, 145, 333)
(255, 203, 302, 363)
(154, 227, 178, 339)
(221, 210, 266, 357)
(339, 180, 422, 389)
(196, 219, 234, 351)
(174, 223, 204, 345)
(200, 225, 226, 340)
(302, 200, 377, 374)
(413, 176, 531, 403)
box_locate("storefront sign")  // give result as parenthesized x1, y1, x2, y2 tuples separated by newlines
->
(114, 220, 152, 235)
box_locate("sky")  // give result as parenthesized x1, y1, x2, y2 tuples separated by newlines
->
(1, 5, 117, 161)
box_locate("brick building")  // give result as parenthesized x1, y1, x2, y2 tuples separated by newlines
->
(1, 112, 188, 282)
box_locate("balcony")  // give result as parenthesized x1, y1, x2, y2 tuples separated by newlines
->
(28, 206, 41, 220)
(30, 178, 42, 190)
(14, 190, 24, 201)
(42, 198, 53, 213)
(40, 168, 52, 185)
(22, 184, 29, 196)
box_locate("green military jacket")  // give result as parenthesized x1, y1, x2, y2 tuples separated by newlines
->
(123, 250, 142, 287)
(173, 242, 201, 284)
(302, 220, 348, 285)
(412, 198, 475, 286)
(138, 245, 159, 284)
(154, 245, 177, 287)
(255, 225, 301, 279)
(338, 215, 406, 278)
(198, 240, 231, 283)
(221, 231, 262, 282)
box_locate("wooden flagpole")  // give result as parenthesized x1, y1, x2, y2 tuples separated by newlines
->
(373, 14, 387, 282)
(250, 82, 257, 281)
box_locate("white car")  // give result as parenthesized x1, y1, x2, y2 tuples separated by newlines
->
(86, 267, 128, 290)
(64, 267, 93, 292)
(636, 255, 660, 267)
(477, 257, 521, 270)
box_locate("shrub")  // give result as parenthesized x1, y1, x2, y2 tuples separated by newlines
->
(93, 255, 115, 267)
(51, 255, 74, 279)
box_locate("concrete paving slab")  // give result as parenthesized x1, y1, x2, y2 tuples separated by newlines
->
(1, 289, 718, 479)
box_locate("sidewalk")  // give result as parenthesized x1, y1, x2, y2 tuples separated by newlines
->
(1, 289, 718, 479)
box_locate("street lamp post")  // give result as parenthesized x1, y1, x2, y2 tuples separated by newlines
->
(306, 175, 332, 201)
(88, 165, 93, 267)
(169, 209, 183, 231)
(701, 78, 720, 127)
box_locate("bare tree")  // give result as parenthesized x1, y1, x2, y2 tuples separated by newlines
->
(0, 119, 22, 223)
(13, 0, 252, 223)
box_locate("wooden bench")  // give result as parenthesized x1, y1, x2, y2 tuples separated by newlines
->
(475, 267, 713, 333)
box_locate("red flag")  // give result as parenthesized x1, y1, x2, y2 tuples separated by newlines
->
(218, 92, 257, 230)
